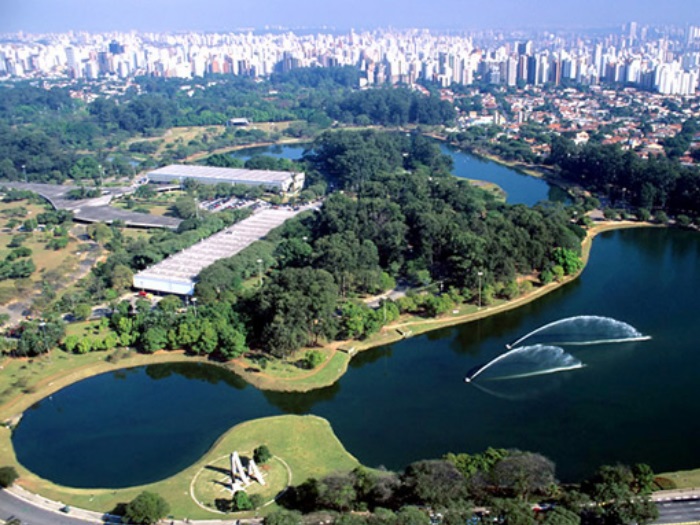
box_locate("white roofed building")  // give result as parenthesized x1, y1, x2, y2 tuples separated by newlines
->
(147, 165, 305, 194)
(133, 207, 308, 295)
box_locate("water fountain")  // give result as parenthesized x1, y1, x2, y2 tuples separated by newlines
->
(466, 316, 650, 384)
(506, 315, 651, 349)
(465, 344, 584, 383)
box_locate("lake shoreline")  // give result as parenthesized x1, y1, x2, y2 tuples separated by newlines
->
(222, 220, 663, 393)
(0, 220, 661, 427)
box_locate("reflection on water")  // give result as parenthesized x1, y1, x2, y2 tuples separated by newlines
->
(11, 213, 700, 486)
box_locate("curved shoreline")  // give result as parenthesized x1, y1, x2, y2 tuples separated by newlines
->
(1, 414, 359, 520)
(0, 220, 672, 519)
(223, 220, 663, 393)
(0, 221, 661, 419)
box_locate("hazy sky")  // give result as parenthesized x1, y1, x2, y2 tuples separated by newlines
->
(1, 0, 698, 33)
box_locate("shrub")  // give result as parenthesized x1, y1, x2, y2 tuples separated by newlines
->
(232, 490, 254, 511)
(254, 445, 272, 464)
(676, 214, 692, 228)
(652, 477, 677, 491)
(304, 350, 324, 369)
(0, 466, 19, 487)
(655, 211, 669, 224)
(636, 208, 651, 222)
(123, 491, 170, 525)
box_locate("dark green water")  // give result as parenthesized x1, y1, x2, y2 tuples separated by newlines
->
(439, 143, 566, 206)
(229, 143, 309, 161)
(229, 142, 561, 206)
(13, 228, 700, 488)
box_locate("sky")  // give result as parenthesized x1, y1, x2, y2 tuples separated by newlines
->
(1, 0, 698, 33)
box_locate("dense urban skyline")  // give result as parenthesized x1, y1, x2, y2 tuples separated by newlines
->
(2, 0, 700, 33)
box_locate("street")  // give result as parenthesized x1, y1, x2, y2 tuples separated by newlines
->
(0, 489, 104, 525)
(655, 498, 700, 524)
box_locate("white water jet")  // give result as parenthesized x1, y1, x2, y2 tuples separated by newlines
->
(507, 316, 650, 349)
(465, 344, 583, 383)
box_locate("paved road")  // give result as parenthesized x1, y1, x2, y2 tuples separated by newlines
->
(0, 486, 261, 525)
(655, 498, 700, 524)
(0, 489, 105, 525)
(1, 182, 181, 229)
(4, 483, 700, 525)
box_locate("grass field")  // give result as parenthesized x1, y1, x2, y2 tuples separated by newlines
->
(0, 414, 359, 519)
(0, 200, 90, 306)
(226, 349, 352, 392)
(659, 468, 700, 489)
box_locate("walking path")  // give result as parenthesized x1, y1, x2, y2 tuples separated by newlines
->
(653, 488, 700, 501)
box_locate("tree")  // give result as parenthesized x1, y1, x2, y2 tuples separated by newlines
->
(73, 303, 92, 321)
(654, 211, 669, 224)
(157, 295, 182, 313)
(304, 350, 324, 369)
(543, 507, 581, 525)
(139, 326, 168, 353)
(552, 265, 565, 282)
(172, 195, 199, 219)
(232, 490, 254, 511)
(254, 445, 272, 464)
(490, 499, 537, 525)
(401, 460, 468, 508)
(122, 491, 170, 525)
(264, 509, 303, 525)
(490, 451, 556, 500)
(255, 267, 339, 356)
(135, 184, 157, 199)
(87, 223, 113, 245)
(62, 334, 80, 353)
(0, 466, 19, 487)
(395, 506, 430, 525)
(583, 464, 659, 525)
(111, 264, 134, 293)
(551, 248, 583, 276)
(444, 448, 508, 480)
(317, 473, 358, 511)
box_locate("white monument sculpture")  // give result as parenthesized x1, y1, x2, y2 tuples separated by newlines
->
(229, 451, 266, 492)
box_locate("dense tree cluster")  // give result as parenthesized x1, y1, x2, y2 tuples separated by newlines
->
(0, 73, 454, 185)
(549, 133, 700, 217)
(10, 318, 65, 357)
(270, 452, 658, 525)
(326, 88, 456, 126)
(98, 297, 247, 359)
(188, 130, 586, 356)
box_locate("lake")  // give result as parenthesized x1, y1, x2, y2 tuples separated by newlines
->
(12, 146, 699, 488)
(228, 142, 561, 206)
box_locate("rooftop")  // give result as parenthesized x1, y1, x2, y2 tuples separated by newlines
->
(148, 165, 301, 183)
(133, 206, 312, 293)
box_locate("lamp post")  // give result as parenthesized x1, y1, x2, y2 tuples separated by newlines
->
(21, 164, 27, 183)
(98, 164, 104, 187)
(257, 258, 263, 287)
(477, 271, 484, 309)
(39, 321, 49, 358)
(191, 297, 197, 318)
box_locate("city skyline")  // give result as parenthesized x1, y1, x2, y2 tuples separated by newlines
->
(2, 0, 700, 34)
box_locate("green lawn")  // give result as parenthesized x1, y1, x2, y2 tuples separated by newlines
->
(1, 414, 359, 520)
(228, 349, 351, 392)
(659, 468, 700, 489)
